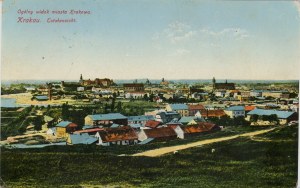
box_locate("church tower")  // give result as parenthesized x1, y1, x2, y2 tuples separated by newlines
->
(212, 77, 216, 89)
(79, 74, 83, 84)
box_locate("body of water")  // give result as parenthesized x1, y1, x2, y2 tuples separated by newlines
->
(1, 98, 18, 108)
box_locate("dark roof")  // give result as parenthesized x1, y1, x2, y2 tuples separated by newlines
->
(99, 126, 138, 142)
(215, 83, 235, 90)
(143, 127, 177, 138)
(123, 83, 144, 87)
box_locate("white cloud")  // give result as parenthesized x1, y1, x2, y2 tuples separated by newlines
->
(153, 21, 197, 44)
(199, 27, 250, 40)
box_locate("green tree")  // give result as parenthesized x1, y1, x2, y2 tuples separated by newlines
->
(117, 101, 122, 113)
(268, 114, 279, 124)
(62, 103, 70, 120)
(250, 114, 259, 122)
(33, 116, 44, 131)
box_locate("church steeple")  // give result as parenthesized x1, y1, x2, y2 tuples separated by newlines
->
(80, 74, 83, 81)
(212, 77, 216, 89)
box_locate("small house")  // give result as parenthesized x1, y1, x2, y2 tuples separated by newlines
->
(165, 104, 189, 117)
(138, 127, 178, 142)
(55, 121, 78, 138)
(67, 133, 98, 145)
(224, 106, 245, 118)
(95, 126, 138, 146)
(85, 113, 128, 127)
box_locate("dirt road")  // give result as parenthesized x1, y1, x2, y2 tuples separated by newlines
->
(132, 128, 276, 157)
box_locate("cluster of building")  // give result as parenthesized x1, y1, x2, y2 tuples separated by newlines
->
(44, 100, 298, 145)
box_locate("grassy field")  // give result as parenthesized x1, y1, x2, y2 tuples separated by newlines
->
(1, 125, 298, 188)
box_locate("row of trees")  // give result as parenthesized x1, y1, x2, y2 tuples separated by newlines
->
(207, 116, 250, 127)
(250, 114, 279, 124)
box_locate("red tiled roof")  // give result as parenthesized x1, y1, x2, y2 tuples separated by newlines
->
(99, 126, 138, 142)
(200, 110, 226, 118)
(145, 120, 162, 128)
(188, 104, 205, 110)
(74, 128, 104, 134)
(144, 127, 177, 138)
(182, 122, 217, 134)
(245, 106, 256, 111)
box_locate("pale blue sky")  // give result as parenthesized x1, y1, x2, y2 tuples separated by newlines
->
(2, 0, 300, 80)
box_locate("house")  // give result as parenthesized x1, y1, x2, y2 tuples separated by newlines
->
(262, 91, 290, 99)
(67, 133, 98, 145)
(250, 90, 263, 97)
(155, 111, 181, 123)
(95, 126, 138, 146)
(246, 109, 298, 125)
(224, 106, 245, 118)
(144, 120, 162, 129)
(237, 91, 251, 102)
(55, 121, 78, 138)
(215, 90, 226, 97)
(182, 122, 220, 136)
(123, 83, 144, 92)
(188, 104, 205, 116)
(85, 113, 128, 127)
(138, 127, 178, 142)
(200, 109, 227, 119)
(165, 103, 189, 117)
(77, 87, 85, 92)
(125, 92, 146, 99)
(179, 116, 205, 125)
(127, 115, 155, 126)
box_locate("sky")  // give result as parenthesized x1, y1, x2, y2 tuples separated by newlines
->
(1, 0, 300, 81)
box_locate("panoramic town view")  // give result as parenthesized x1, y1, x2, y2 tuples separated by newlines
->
(1, 0, 300, 187)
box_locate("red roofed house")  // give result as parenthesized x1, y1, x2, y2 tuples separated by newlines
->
(188, 104, 205, 116)
(245, 105, 256, 114)
(145, 120, 162, 129)
(182, 122, 220, 137)
(200, 109, 226, 119)
(138, 127, 178, 141)
(95, 126, 138, 146)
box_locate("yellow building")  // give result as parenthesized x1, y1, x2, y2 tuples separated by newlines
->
(55, 121, 78, 138)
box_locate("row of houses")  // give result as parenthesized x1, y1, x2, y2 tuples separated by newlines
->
(62, 121, 220, 146)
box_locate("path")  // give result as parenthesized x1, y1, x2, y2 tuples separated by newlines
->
(132, 128, 275, 157)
